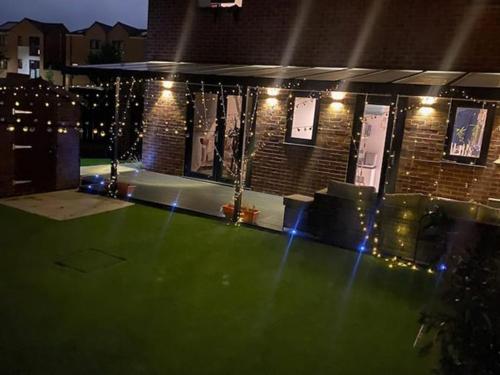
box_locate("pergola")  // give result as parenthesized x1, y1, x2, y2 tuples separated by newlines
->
(63, 62, 500, 220)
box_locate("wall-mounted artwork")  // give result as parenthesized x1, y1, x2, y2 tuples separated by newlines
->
(445, 101, 495, 165)
(449, 107, 488, 158)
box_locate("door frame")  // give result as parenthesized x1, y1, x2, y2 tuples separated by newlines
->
(184, 88, 246, 183)
(346, 94, 397, 194)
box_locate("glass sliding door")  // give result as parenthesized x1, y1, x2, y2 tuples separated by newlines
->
(190, 92, 219, 178)
(221, 95, 243, 181)
(186, 92, 244, 182)
(355, 104, 390, 192)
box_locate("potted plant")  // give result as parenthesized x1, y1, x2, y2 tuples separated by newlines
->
(222, 203, 260, 224)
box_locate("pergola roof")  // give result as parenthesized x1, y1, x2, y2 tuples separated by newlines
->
(63, 61, 500, 99)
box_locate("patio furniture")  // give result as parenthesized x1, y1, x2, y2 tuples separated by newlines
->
(310, 181, 377, 250)
(283, 194, 314, 234)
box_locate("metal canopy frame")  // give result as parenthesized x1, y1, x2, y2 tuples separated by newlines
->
(63, 61, 500, 100)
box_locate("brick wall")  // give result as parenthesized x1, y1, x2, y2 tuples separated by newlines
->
(395, 98, 500, 203)
(147, 0, 500, 71)
(249, 94, 354, 196)
(142, 81, 187, 175)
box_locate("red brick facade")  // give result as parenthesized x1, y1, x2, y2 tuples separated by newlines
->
(141, 0, 500, 204)
(250, 94, 354, 196)
(395, 98, 500, 203)
(142, 82, 187, 175)
(147, 0, 500, 71)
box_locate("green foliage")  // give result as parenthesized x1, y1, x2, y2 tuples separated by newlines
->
(87, 43, 122, 65)
(420, 230, 500, 375)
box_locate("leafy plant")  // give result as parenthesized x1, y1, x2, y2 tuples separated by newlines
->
(419, 229, 500, 375)
(88, 43, 122, 65)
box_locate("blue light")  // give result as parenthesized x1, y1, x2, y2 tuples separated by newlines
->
(100, 181, 105, 185)
(172, 202, 177, 207)
(359, 245, 366, 252)
(127, 193, 132, 198)
(87, 185, 92, 189)
(291, 229, 297, 235)
(438, 263, 447, 272)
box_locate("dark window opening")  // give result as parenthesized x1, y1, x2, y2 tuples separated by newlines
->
(29, 60, 40, 79)
(90, 39, 101, 50)
(17, 59, 23, 69)
(29, 36, 40, 56)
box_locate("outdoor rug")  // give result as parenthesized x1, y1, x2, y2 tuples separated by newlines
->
(0, 190, 133, 221)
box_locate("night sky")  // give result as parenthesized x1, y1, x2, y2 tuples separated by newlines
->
(1, 0, 148, 31)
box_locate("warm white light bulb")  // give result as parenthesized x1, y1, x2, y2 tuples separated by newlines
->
(162, 81, 174, 89)
(267, 88, 280, 97)
(421, 96, 437, 105)
(331, 91, 346, 101)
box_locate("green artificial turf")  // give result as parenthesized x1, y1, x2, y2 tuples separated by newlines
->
(80, 158, 111, 167)
(0, 203, 437, 375)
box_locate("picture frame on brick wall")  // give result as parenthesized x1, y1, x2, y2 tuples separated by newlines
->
(444, 100, 496, 165)
(285, 91, 321, 146)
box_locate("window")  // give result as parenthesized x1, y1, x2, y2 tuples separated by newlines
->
(29, 60, 40, 79)
(0, 35, 6, 47)
(198, 0, 243, 7)
(285, 93, 320, 145)
(17, 59, 23, 69)
(29, 37, 40, 56)
(111, 40, 123, 51)
(90, 39, 101, 50)
(17, 36, 22, 46)
(445, 100, 495, 165)
(0, 59, 7, 70)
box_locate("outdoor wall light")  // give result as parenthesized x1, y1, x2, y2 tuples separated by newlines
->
(163, 80, 174, 89)
(266, 97, 279, 107)
(418, 106, 434, 116)
(331, 91, 347, 101)
(162, 89, 173, 99)
(267, 88, 280, 97)
(420, 96, 437, 105)
(330, 102, 344, 111)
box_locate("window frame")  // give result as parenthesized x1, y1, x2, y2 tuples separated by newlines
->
(90, 39, 101, 50)
(17, 59, 23, 69)
(29, 36, 40, 56)
(285, 91, 321, 146)
(444, 100, 495, 165)
(0, 34, 6, 47)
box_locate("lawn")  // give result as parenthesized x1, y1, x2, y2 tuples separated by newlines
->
(80, 158, 110, 167)
(0, 203, 437, 375)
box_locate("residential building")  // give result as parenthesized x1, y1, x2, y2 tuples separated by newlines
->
(66, 21, 146, 66)
(0, 18, 67, 83)
(64, 0, 500, 260)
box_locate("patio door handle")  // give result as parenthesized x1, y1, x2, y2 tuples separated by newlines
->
(12, 144, 33, 150)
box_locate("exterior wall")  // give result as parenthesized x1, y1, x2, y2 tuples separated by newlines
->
(395, 98, 500, 204)
(249, 94, 354, 196)
(123, 37, 146, 62)
(66, 34, 88, 65)
(67, 25, 146, 65)
(142, 82, 187, 175)
(7, 21, 44, 76)
(147, 0, 500, 71)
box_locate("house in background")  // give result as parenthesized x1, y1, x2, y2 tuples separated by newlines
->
(0, 18, 67, 84)
(66, 21, 146, 85)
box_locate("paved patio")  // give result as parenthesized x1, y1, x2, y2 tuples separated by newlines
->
(81, 166, 285, 231)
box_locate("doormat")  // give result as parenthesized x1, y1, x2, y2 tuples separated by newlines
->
(0, 190, 133, 220)
(54, 248, 126, 273)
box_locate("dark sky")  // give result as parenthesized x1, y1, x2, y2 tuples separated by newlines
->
(1, 0, 148, 31)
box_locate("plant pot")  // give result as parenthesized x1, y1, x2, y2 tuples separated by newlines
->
(222, 204, 260, 224)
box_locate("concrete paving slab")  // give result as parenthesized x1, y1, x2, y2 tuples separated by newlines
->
(0, 190, 133, 221)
